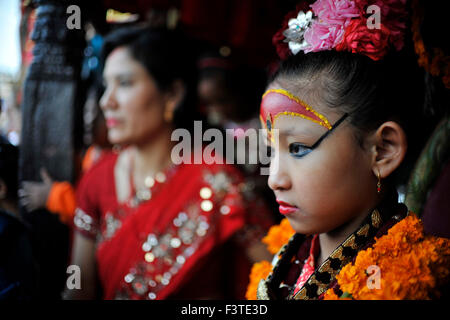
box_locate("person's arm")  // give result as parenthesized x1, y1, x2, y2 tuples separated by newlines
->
(62, 232, 97, 300)
(64, 155, 104, 299)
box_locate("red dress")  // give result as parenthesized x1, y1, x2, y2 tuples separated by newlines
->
(74, 150, 272, 299)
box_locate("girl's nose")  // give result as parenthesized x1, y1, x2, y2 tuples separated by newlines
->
(267, 153, 292, 191)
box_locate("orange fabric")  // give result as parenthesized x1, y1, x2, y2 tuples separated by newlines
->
(46, 181, 76, 224)
(81, 145, 96, 172)
(46, 146, 103, 225)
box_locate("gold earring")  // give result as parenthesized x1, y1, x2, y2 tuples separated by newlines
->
(376, 169, 381, 194)
(164, 109, 173, 123)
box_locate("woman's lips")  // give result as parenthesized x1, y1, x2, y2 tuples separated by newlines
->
(276, 200, 298, 215)
(106, 118, 120, 128)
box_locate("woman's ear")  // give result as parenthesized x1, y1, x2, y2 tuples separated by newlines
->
(370, 121, 407, 179)
(164, 80, 186, 122)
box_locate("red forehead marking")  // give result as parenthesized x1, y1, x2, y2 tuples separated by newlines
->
(260, 89, 332, 131)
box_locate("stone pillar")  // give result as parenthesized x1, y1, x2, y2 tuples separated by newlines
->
(19, 0, 85, 299)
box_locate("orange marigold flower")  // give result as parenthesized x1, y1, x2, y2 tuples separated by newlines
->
(323, 289, 340, 300)
(246, 260, 273, 300)
(246, 219, 296, 300)
(324, 214, 450, 300)
(262, 218, 295, 255)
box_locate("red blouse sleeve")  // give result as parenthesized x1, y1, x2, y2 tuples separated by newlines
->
(73, 153, 115, 239)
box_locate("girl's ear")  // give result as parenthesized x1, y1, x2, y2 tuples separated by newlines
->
(370, 121, 407, 179)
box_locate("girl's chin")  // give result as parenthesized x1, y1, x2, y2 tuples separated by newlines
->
(286, 217, 311, 235)
(286, 216, 324, 235)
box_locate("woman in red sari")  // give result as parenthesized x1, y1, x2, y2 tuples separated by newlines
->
(65, 26, 273, 300)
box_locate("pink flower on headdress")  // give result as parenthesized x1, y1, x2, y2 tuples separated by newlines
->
(303, 0, 360, 53)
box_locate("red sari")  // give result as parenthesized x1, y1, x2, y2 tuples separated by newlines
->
(74, 150, 272, 299)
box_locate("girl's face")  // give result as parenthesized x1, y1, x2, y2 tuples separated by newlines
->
(100, 47, 168, 146)
(266, 83, 378, 235)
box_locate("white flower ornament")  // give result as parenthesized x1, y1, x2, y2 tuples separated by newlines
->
(283, 10, 314, 54)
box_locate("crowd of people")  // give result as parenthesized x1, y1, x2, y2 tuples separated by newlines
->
(0, 0, 449, 300)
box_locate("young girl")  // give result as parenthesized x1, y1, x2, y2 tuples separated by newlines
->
(248, 0, 450, 300)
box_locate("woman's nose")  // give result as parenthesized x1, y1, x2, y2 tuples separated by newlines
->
(99, 87, 117, 111)
(267, 154, 292, 191)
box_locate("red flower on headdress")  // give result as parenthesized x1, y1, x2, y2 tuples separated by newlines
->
(336, 17, 391, 60)
(356, 0, 407, 49)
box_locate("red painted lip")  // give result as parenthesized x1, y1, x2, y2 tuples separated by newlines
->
(276, 200, 298, 215)
(106, 118, 120, 128)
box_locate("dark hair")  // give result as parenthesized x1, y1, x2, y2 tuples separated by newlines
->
(101, 26, 201, 130)
(272, 47, 435, 186)
(0, 138, 19, 201)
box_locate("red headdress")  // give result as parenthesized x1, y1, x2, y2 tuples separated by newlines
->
(273, 0, 408, 61)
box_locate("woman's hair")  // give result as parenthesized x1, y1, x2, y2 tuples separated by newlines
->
(101, 25, 201, 131)
(271, 45, 436, 186)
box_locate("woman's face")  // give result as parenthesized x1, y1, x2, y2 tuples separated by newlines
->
(100, 47, 168, 146)
(267, 82, 378, 235)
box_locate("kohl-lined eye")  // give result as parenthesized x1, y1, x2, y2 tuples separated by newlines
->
(289, 142, 312, 158)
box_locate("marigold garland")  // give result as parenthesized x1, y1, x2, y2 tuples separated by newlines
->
(245, 261, 273, 300)
(246, 219, 295, 300)
(262, 218, 296, 255)
(247, 215, 450, 300)
(323, 214, 450, 300)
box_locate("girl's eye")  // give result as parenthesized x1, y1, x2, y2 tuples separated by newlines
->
(289, 142, 312, 158)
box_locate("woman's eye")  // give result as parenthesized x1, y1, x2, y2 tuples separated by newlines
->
(289, 142, 312, 158)
(119, 80, 132, 87)
(118, 78, 133, 87)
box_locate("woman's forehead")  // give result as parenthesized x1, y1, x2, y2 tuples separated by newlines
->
(106, 46, 132, 65)
(104, 47, 144, 78)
